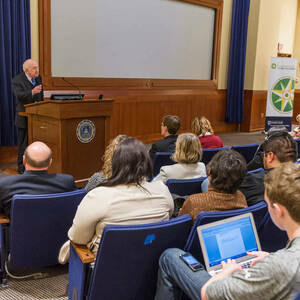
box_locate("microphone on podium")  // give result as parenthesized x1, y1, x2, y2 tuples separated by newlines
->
(62, 77, 82, 95)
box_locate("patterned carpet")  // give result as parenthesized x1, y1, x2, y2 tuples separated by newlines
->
(0, 265, 68, 300)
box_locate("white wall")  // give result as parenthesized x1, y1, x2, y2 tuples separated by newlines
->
(51, 0, 215, 80)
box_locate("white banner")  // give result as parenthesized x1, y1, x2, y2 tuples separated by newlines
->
(265, 57, 297, 131)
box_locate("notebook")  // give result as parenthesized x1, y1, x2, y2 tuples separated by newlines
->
(197, 213, 261, 276)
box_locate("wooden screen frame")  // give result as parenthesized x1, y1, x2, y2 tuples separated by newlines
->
(38, 0, 223, 90)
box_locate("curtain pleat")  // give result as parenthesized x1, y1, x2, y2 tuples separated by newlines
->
(0, 0, 31, 146)
(225, 0, 250, 123)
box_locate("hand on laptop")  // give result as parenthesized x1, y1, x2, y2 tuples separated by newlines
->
(221, 259, 243, 275)
(247, 251, 269, 267)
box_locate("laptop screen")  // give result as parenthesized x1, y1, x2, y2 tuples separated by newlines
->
(200, 215, 259, 267)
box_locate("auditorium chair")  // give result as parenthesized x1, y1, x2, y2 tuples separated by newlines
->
(247, 167, 264, 173)
(166, 177, 207, 196)
(294, 292, 300, 300)
(0, 189, 86, 284)
(201, 147, 228, 165)
(231, 143, 259, 163)
(258, 210, 288, 252)
(68, 215, 192, 300)
(152, 152, 176, 177)
(184, 202, 268, 263)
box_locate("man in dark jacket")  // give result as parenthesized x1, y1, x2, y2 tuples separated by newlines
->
(0, 141, 77, 216)
(239, 131, 297, 206)
(149, 115, 180, 160)
(12, 59, 44, 174)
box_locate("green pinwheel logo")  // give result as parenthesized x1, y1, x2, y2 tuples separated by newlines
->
(271, 77, 294, 113)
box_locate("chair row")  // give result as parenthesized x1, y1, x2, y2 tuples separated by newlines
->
(165, 167, 263, 197)
(152, 143, 260, 177)
(0, 190, 287, 300)
(69, 201, 287, 300)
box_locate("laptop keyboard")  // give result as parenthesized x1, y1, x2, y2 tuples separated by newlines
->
(241, 261, 251, 269)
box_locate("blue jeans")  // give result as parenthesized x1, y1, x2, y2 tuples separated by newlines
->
(155, 248, 211, 300)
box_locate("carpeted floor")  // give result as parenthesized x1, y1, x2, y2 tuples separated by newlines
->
(0, 265, 68, 300)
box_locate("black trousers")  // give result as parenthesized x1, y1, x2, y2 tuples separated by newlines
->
(17, 127, 28, 173)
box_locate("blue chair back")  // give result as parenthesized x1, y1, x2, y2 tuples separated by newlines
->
(152, 152, 176, 176)
(258, 211, 288, 252)
(247, 167, 264, 173)
(294, 292, 300, 300)
(69, 215, 192, 300)
(231, 143, 259, 163)
(8, 189, 86, 268)
(166, 177, 207, 196)
(184, 202, 268, 263)
(202, 147, 228, 165)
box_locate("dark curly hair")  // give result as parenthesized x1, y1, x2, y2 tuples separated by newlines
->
(263, 131, 297, 163)
(207, 149, 247, 194)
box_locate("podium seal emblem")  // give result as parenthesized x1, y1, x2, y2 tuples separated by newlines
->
(76, 120, 96, 143)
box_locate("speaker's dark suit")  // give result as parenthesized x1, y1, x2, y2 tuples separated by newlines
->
(12, 72, 44, 172)
(0, 170, 77, 216)
(149, 134, 178, 160)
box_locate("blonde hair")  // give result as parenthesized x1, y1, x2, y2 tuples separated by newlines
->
(172, 133, 202, 164)
(296, 114, 300, 124)
(191, 116, 214, 136)
(264, 162, 300, 223)
(102, 135, 128, 178)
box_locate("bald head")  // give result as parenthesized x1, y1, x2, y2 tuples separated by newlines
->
(23, 59, 39, 78)
(23, 142, 52, 170)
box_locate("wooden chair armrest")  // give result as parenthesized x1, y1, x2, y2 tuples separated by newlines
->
(71, 242, 95, 264)
(0, 214, 10, 224)
(75, 178, 90, 188)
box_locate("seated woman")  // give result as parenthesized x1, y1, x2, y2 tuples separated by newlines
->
(85, 134, 128, 192)
(192, 116, 223, 149)
(154, 133, 206, 183)
(291, 113, 300, 139)
(59, 138, 174, 261)
(179, 149, 247, 222)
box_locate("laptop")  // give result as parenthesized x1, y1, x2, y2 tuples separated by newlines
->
(197, 213, 261, 276)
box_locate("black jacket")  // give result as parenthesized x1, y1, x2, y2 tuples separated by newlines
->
(239, 169, 271, 206)
(0, 170, 76, 216)
(149, 135, 178, 160)
(12, 72, 43, 128)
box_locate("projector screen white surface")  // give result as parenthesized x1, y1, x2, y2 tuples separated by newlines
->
(51, 0, 215, 80)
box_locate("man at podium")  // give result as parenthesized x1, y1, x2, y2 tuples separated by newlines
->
(12, 59, 44, 174)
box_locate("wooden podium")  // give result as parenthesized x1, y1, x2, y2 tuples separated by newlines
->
(23, 99, 113, 180)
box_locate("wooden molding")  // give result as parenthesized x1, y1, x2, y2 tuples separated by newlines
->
(38, 0, 223, 90)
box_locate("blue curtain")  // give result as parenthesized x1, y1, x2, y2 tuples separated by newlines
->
(0, 0, 31, 146)
(225, 0, 250, 123)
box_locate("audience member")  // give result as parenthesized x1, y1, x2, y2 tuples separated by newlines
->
(247, 126, 288, 171)
(291, 113, 300, 139)
(155, 162, 300, 300)
(154, 133, 206, 183)
(85, 134, 128, 192)
(12, 59, 44, 174)
(178, 149, 247, 222)
(149, 115, 180, 160)
(191, 116, 223, 149)
(59, 138, 173, 263)
(239, 131, 297, 206)
(0, 141, 76, 216)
